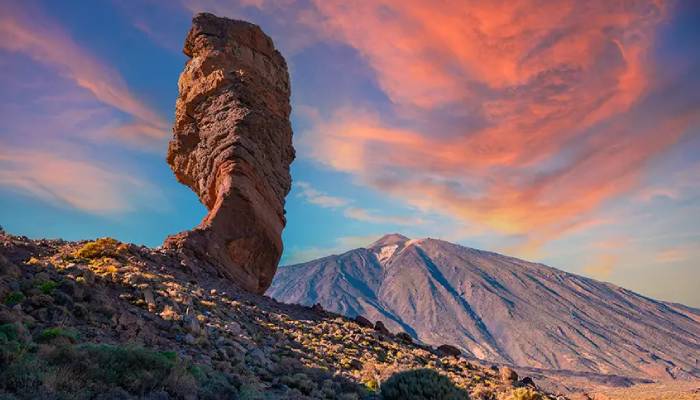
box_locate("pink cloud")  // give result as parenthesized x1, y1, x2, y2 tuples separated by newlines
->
(0, 146, 164, 214)
(284, 0, 700, 253)
(0, 2, 168, 142)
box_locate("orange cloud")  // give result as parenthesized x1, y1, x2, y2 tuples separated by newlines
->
(0, 146, 164, 214)
(0, 2, 168, 142)
(287, 0, 700, 253)
(655, 246, 691, 264)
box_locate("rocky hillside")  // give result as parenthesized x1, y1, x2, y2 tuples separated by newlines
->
(269, 234, 700, 382)
(0, 231, 557, 399)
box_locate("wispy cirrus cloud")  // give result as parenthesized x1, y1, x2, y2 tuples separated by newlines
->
(0, 2, 171, 214)
(0, 145, 164, 214)
(343, 207, 423, 226)
(0, 2, 169, 143)
(655, 246, 692, 264)
(291, 0, 700, 254)
(295, 181, 349, 208)
(294, 181, 420, 226)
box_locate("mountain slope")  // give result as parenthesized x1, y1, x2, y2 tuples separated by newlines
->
(269, 234, 700, 381)
(0, 232, 552, 399)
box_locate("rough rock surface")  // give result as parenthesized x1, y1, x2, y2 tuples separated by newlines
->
(164, 13, 294, 294)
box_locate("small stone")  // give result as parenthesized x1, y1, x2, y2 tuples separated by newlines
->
(184, 333, 196, 344)
(183, 314, 201, 336)
(143, 288, 156, 311)
(226, 321, 243, 335)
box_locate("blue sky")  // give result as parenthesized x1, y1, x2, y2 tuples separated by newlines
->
(1, 0, 699, 306)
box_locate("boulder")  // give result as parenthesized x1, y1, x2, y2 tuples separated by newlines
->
(518, 376, 536, 388)
(436, 344, 461, 357)
(354, 315, 373, 328)
(396, 332, 413, 344)
(374, 321, 390, 335)
(164, 13, 295, 294)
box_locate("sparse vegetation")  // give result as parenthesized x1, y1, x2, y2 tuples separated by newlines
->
(36, 279, 58, 294)
(3, 292, 24, 306)
(37, 327, 78, 343)
(380, 368, 469, 400)
(0, 332, 237, 399)
(73, 237, 123, 259)
(505, 387, 542, 400)
(0, 231, 555, 400)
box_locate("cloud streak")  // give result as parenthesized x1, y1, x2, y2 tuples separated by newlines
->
(294, 181, 420, 226)
(290, 0, 700, 253)
(295, 181, 349, 208)
(0, 146, 164, 214)
(0, 2, 169, 142)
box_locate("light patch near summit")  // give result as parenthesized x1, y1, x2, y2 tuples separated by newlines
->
(376, 244, 398, 263)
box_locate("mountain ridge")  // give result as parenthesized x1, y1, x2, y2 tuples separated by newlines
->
(269, 234, 700, 382)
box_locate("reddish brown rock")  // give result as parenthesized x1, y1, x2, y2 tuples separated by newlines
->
(164, 13, 295, 294)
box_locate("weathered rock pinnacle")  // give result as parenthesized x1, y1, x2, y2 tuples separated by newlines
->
(164, 13, 295, 294)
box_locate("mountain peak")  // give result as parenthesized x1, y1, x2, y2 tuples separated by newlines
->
(269, 235, 700, 383)
(368, 233, 410, 248)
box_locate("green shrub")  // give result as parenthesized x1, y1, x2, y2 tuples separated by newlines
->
(73, 238, 121, 259)
(48, 344, 176, 394)
(3, 292, 24, 307)
(36, 280, 58, 295)
(0, 324, 19, 343)
(37, 327, 78, 343)
(0, 339, 238, 399)
(0, 352, 43, 394)
(507, 388, 542, 400)
(281, 372, 316, 395)
(381, 369, 468, 400)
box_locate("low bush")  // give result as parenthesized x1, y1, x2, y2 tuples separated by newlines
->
(37, 280, 58, 295)
(380, 368, 469, 400)
(3, 292, 24, 307)
(507, 388, 542, 400)
(0, 325, 19, 343)
(73, 238, 123, 260)
(36, 327, 78, 343)
(0, 339, 239, 399)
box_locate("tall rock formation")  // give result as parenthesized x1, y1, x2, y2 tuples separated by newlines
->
(164, 13, 295, 294)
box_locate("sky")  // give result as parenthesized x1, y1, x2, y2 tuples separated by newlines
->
(0, 0, 699, 307)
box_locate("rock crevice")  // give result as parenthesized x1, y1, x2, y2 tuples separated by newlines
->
(164, 13, 294, 294)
